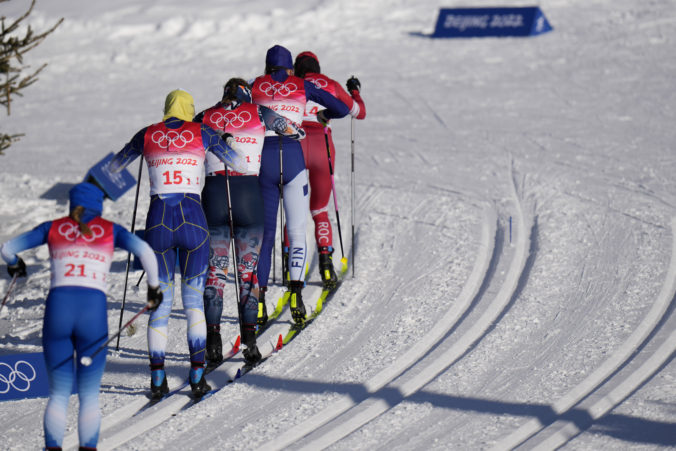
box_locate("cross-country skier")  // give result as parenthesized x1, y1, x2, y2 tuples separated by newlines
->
(251, 44, 349, 325)
(0, 182, 161, 451)
(109, 89, 247, 399)
(194, 78, 305, 365)
(293, 51, 366, 288)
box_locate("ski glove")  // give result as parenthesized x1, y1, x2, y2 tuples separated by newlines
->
(316, 109, 329, 126)
(147, 285, 163, 311)
(346, 76, 361, 93)
(7, 257, 26, 278)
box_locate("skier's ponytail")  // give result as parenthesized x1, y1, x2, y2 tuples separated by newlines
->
(222, 78, 251, 103)
(70, 205, 93, 237)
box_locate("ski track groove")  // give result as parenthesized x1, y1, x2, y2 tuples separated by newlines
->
(70, 235, 345, 451)
(274, 161, 532, 450)
(255, 204, 499, 450)
(494, 215, 676, 450)
(93, 337, 283, 451)
(65, 181, 499, 451)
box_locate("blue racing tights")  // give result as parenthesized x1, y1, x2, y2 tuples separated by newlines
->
(42, 286, 107, 449)
(144, 193, 209, 367)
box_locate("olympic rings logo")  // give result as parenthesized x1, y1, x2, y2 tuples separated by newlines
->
(259, 81, 297, 97)
(151, 130, 195, 149)
(207, 110, 252, 129)
(0, 361, 37, 393)
(307, 77, 328, 89)
(58, 223, 105, 242)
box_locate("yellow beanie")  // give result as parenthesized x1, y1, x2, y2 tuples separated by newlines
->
(163, 89, 195, 122)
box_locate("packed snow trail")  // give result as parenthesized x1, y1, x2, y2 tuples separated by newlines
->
(494, 216, 676, 450)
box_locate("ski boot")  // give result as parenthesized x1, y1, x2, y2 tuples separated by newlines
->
(318, 246, 338, 290)
(206, 324, 223, 366)
(282, 246, 290, 287)
(189, 365, 211, 398)
(150, 364, 169, 400)
(242, 326, 262, 365)
(288, 280, 306, 325)
(257, 287, 268, 327)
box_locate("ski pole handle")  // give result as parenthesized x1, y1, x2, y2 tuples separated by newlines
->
(81, 304, 150, 366)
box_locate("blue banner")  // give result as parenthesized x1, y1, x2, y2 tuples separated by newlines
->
(0, 352, 80, 401)
(432, 6, 552, 38)
(85, 152, 137, 201)
(0, 353, 49, 401)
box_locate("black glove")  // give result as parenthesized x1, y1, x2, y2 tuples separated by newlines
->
(316, 109, 329, 126)
(346, 76, 361, 93)
(147, 285, 163, 311)
(7, 257, 26, 278)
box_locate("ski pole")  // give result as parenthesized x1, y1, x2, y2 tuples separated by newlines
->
(278, 136, 285, 285)
(81, 304, 150, 366)
(323, 126, 347, 268)
(116, 158, 144, 351)
(0, 273, 19, 313)
(224, 168, 241, 299)
(350, 116, 356, 278)
(225, 168, 248, 337)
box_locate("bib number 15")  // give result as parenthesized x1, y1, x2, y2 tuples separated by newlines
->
(163, 170, 186, 185)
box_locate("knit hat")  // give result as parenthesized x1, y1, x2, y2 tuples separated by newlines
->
(294, 51, 321, 77)
(163, 89, 195, 122)
(296, 51, 319, 64)
(69, 182, 104, 214)
(265, 45, 293, 70)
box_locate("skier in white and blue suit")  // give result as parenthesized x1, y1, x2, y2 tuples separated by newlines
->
(0, 182, 161, 450)
(251, 45, 349, 324)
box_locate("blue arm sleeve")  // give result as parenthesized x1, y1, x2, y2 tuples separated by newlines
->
(109, 127, 147, 173)
(113, 224, 159, 287)
(201, 125, 246, 171)
(304, 81, 350, 119)
(1, 221, 52, 265)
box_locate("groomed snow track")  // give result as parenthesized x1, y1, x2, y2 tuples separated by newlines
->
(65, 169, 675, 451)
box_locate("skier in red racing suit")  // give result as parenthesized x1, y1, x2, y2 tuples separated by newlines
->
(293, 50, 366, 287)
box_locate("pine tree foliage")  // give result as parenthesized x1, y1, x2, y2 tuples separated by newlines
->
(1, 0, 62, 154)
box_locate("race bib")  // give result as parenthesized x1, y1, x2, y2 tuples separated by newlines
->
(47, 217, 115, 292)
(143, 122, 206, 195)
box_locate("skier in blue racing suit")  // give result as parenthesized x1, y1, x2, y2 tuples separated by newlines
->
(0, 182, 161, 450)
(109, 89, 247, 399)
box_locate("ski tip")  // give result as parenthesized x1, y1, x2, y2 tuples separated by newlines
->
(233, 335, 241, 352)
(275, 334, 284, 351)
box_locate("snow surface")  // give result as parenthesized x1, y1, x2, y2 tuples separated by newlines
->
(1, 0, 675, 449)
